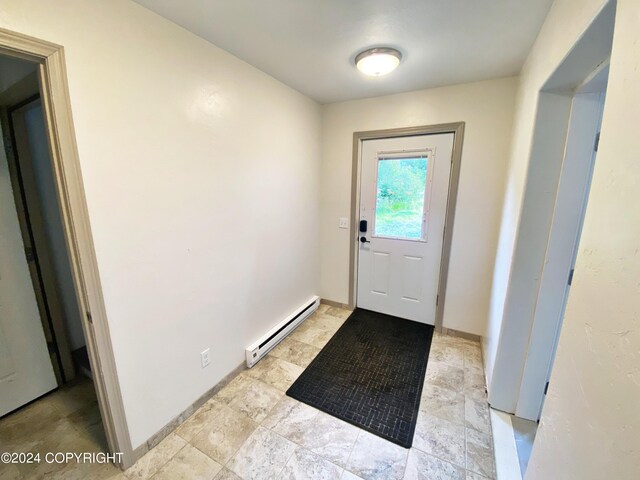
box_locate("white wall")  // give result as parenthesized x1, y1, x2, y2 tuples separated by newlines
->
(485, 0, 640, 477)
(320, 77, 518, 335)
(0, 0, 321, 448)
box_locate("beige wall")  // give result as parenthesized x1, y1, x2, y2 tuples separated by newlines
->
(526, 0, 640, 478)
(319, 77, 518, 335)
(0, 0, 321, 448)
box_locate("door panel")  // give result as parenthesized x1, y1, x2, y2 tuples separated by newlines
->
(11, 99, 78, 383)
(372, 251, 390, 295)
(357, 133, 454, 324)
(0, 128, 57, 417)
(401, 255, 423, 301)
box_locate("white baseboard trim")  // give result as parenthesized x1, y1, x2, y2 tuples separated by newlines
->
(490, 408, 522, 480)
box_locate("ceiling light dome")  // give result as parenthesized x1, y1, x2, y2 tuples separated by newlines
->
(355, 47, 402, 76)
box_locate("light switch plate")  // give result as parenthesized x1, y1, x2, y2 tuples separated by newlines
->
(339, 217, 349, 229)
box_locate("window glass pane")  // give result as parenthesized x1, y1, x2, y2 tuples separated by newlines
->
(374, 157, 428, 239)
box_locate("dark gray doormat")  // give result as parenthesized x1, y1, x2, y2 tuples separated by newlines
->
(286, 308, 434, 448)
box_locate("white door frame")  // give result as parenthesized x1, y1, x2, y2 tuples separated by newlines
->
(349, 123, 465, 331)
(0, 28, 134, 468)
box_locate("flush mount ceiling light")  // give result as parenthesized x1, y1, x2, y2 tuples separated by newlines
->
(355, 47, 402, 76)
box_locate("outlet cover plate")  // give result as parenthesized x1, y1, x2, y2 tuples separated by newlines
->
(201, 348, 211, 368)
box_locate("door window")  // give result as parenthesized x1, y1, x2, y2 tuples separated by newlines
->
(374, 155, 430, 240)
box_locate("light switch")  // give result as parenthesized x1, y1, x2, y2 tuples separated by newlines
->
(339, 217, 349, 229)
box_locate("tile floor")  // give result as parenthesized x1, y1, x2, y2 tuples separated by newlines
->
(0, 305, 495, 479)
(0, 377, 119, 479)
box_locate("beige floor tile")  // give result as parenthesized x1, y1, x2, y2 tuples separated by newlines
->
(269, 339, 321, 368)
(464, 371, 488, 401)
(288, 323, 336, 349)
(324, 307, 352, 320)
(431, 332, 465, 347)
(190, 405, 258, 465)
(214, 468, 242, 480)
(0, 398, 64, 451)
(307, 313, 345, 332)
(67, 400, 110, 451)
(0, 378, 119, 480)
(215, 373, 253, 404)
(428, 342, 465, 368)
(344, 431, 407, 480)
(227, 378, 282, 423)
(297, 412, 360, 468)
(466, 428, 495, 479)
(463, 362, 485, 379)
(125, 433, 186, 480)
(45, 460, 126, 480)
(404, 448, 465, 480)
(464, 397, 491, 434)
(227, 426, 297, 480)
(413, 413, 466, 468)
(425, 362, 465, 393)
(420, 384, 465, 425)
(17, 418, 101, 478)
(176, 398, 227, 442)
(317, 304, 331, 315)
(462, 342, 482, 365)
(245, 356, 303, 391)
(47, 380, 98, 417)
(0, 464, 22, 480)
(152, 444, 222, 480)
(281, 447, 343, 480)
(0, 319, 497, 480)
(440, 334, 477, 347)
(262, 396, 319, 443)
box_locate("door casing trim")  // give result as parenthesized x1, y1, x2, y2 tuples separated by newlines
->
(349, 123, 465, 332)
(0, 28, 134, 468)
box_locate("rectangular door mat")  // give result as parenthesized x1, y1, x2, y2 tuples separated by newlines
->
(286, 308, 433, 448)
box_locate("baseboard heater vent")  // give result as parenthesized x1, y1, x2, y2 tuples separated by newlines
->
(245, 295, 320, 368)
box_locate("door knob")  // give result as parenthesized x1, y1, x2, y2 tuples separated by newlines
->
(360, 236, 370, 244)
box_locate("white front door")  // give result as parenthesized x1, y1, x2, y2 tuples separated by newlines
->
(0, 127, 57, 417)
(357, 133, 454, 324)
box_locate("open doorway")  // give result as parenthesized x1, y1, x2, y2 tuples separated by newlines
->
(0, 54, 109, 477)
(0, 28, 135, 475)
(517, 64, 609, 422)
(509, 61, 609, 479)
(487, 2, 615, 478)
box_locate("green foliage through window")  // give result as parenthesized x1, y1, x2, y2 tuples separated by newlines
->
(374, 157, 428, 239)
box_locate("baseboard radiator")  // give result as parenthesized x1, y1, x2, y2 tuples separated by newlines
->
(245, 295, 320, 368)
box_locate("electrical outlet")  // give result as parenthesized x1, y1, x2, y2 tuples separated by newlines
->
(201, 348, 211, 368)
(339, 217, 349, 229)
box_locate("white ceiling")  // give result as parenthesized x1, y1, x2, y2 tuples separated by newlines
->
(133, 0, 553, 104)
